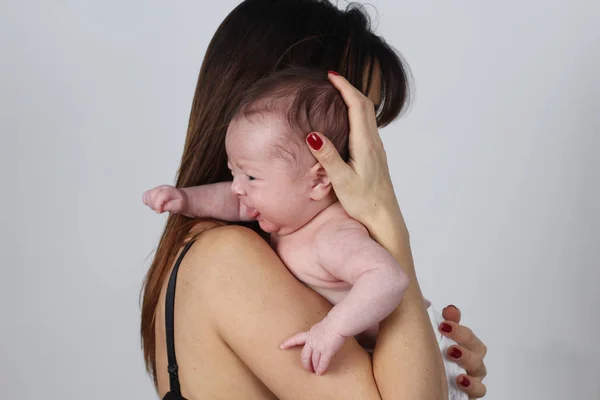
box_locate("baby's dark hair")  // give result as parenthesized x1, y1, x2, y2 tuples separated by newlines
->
(231, 67, 350, 172)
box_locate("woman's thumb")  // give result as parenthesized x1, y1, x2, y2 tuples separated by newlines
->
(306, 132, 347, 183)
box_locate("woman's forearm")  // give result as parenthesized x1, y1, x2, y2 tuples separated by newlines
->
(367, 207, 449, 399)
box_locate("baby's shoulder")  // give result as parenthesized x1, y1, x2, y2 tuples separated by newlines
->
(315, 210, 368, 242)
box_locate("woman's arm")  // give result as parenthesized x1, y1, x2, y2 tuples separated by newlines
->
(306, 72, 448, 399)
(372, 212, 449, 399)
(190, 224, 457, 399)
(193, 225, 383, 400)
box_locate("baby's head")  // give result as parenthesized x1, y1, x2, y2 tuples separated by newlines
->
(229, 67, 350, 173)
(225, 67, 349, 235)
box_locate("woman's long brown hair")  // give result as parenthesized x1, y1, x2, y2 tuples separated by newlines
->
(140, 0, 412, 387)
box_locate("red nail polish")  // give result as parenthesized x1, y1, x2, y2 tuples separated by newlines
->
(459, 376, 471, 387)
(440, 323, 453, 333)
(307, 132, 323, 150)
(327, 70, 340, 76)
(449, 347, 462, 359)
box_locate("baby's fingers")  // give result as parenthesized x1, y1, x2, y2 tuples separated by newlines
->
(153, 188, 179, 213)
(315, 351, 333, 376)
(280, 331, 308, 350)
(312, 351, 321, 375)
(142, 188, 160, 206)
(143, 185, 171, 210)
(162, 198, 184, 214)
(301, 343, 314, 372)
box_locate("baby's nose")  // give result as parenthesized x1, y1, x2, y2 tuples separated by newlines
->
(231, 178, 245, 196)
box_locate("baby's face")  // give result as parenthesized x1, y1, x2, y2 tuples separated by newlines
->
(225, 114, 317, 235)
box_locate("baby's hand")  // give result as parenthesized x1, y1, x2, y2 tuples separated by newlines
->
(280, 318, 346, 376)
(142, 185, 188, 214)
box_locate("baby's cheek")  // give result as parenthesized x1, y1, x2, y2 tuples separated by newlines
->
(267, 195, 290, 217)
(267, 191, 287, 205)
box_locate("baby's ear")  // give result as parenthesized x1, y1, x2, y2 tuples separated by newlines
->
(308, 162, 332, 201)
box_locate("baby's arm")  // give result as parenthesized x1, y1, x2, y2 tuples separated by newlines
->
(142, 182, 253, 221)
(317, 221, 410, 338)
(280, 220, 409, 375)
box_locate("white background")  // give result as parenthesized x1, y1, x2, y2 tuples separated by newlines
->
(1, 0, 598, 398)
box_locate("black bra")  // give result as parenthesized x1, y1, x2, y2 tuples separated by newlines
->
(162, 239, 197, 400)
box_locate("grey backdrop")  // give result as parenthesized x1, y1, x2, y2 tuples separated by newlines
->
(1, 0, 598, 399)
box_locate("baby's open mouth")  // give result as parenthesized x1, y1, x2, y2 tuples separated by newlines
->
(247, 207, 260, 219)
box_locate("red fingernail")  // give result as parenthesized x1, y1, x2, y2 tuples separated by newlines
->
(449, 347, 462, 359)
(440, 323, 453, 333)
(327, 70, 340, 76)
(459, 376, 471, 387)
(448, 304, 458, 310)
(307, 132, 323, 150)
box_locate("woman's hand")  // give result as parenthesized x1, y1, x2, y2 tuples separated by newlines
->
(440, 305, 488, 399)
(305, 71, 401, 232)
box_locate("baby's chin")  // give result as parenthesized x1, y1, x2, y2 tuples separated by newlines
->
(257, 219, 279, 233)
(258, 219, 302, 236)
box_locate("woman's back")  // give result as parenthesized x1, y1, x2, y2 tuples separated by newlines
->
(154, 223, 278, 399)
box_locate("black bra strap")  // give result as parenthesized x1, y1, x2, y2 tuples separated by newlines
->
(165, 239, 196, 396)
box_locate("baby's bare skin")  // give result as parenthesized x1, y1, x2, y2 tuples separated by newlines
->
(272, 201, 392, 351)
(143, 112, 409, 375)
(273, 202, 396, 320)
(144, 181, 407, 374)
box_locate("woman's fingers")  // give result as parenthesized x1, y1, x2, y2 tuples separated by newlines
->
(439, 320, 487, 355)
(326, 71, 362, 101)
(442, 304, 461, 323)
(305, 132, 352, 188)
(440, 309, 488, 397)
(456, 375, 487, 399)
(327, 71, 382, 151)
(439, 321, 487, 374)
(447, 345, 487, 379)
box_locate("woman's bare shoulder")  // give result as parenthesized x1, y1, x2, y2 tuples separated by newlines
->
(198, 223, 266, 246)
(189, 223, 271, 258)
(180, 223, 277, 283)
(176, 225, 382, 400)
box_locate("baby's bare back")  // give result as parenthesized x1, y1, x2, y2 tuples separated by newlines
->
(271, 202, 360, 305)
(274, 201, 408, 352)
